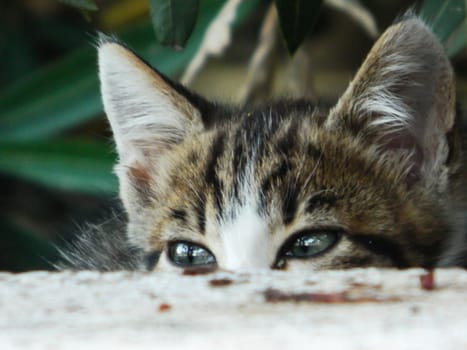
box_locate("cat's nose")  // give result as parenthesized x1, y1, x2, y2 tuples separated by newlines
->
(218, 204, 273, 270)
(222, 253, 271, 270)
(220, 222, 273, 270)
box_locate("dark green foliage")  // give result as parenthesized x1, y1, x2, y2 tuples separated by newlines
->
(0, 218, 59, 271)
(418, 0, 466, 56)
(0, 1, 234, 192)
(150, 0, 199, 48)
(274, 0, 324, 54)
(0, 141, 117, 194)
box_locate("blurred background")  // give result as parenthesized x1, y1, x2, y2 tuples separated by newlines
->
(1, 0, 466, 271)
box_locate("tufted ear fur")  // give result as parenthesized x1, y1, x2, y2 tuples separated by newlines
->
(327, 18, 456, 189)
(98, 37, 204, 215)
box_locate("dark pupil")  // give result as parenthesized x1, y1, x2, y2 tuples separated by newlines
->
(186, 245, 198, 263)
(296, 236, 311, 253)
(175, 243, 194, 263)
(175, 244, 193, 263)
(293, 236, 316, 255)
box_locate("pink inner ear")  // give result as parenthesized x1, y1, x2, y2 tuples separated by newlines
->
(129, 165, 151, 186)
(127, 164, 154, 203)
(377, 130, 424, 186)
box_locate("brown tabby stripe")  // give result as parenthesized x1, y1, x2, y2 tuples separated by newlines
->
(169, 208, 188, 224)
(305, 191, 340, 213)
(194, 192, 206, 235)
(205, 132, 226, 216)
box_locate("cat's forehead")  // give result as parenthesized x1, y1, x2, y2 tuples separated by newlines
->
(226, 99, 321, 127)
(175, 103, 322, 178)
(198, 100, 324, 153)
(163, 104, 397, 225)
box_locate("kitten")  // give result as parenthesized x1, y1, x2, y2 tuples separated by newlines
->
(59, 17, 467, 271)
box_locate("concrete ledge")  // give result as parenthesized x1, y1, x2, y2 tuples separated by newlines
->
(1, 269, 466, 349)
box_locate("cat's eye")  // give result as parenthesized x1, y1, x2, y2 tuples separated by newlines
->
(280, 231, 339, 259)
(168, 241, 216, 267)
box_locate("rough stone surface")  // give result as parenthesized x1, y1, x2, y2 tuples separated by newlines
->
(0, 269, 466, 349)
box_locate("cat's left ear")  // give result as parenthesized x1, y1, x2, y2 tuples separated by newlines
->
(327, 18, 456, 188)
(98, 38, 205, 164)
(98, 37, 207, 214)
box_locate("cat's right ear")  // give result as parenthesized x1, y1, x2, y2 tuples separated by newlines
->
(326, 18, 455, 189)
(97, 37, 205, 210)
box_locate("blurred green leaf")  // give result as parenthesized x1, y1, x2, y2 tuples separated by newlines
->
(0, 141, 117, 194)
(150, 0, 199, 48)
(275, 0, 323, 54)
(446, 18, 467, 56)
(60, 0, 98, 11)
(0, 0, 257, 193)
(0, 0, 235, 141)
(0, 23, 37, 86)
(0, 218, 58, 271)
(419, 0, 465, 43)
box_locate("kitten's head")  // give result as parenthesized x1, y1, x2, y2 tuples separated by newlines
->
(98, 18, 460, 271)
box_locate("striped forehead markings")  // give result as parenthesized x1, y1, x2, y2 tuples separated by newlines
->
(232, 127, 249, 202)
(260, 159, 291, 199)
(169, 208, 188, 224)
(306, 190, 340, 213)
(274, 122, 299, 157)
(185, 113, 328, 234)
(205, 132, 226, 216)
(194, 191, 206, 235)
